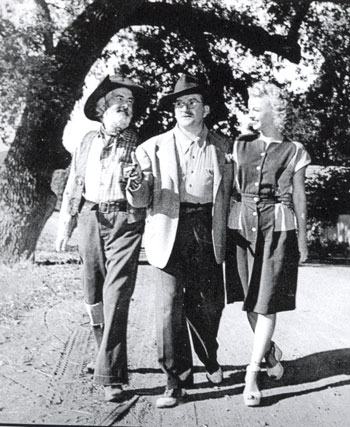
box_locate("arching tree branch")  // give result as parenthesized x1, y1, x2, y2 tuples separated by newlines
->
(287, 0, 312, 43)
(128, 2, 302, 63)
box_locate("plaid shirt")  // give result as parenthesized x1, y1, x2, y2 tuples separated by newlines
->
(84, 126, 140, 203)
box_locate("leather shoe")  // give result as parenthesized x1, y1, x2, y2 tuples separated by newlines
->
(265, 342, 284, 380)
(180, 374, 194, 389)
(104, 385, 124, 402)
(84, 361, 95, 374)
(156, 388, 186, 408)
(206, 366, 223, 385)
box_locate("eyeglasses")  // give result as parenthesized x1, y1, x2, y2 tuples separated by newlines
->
(174, 99, 203, 109)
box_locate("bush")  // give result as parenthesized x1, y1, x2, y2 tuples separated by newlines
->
(306, 166, 350, 226)
(308, 237, 350, 259)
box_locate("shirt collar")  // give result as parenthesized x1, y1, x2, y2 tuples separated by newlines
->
(258, 132, 283, 146)
(174, 124, 208, 152)
(98, 125, 125, 147)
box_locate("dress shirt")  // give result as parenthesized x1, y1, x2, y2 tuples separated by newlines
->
(174, 125, 214, 204)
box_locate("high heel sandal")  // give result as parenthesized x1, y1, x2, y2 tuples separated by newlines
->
(243, 364, 262, 407)
(265, 341, 284, 380)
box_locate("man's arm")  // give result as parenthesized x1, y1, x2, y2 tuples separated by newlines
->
(55, 154, 78, 252)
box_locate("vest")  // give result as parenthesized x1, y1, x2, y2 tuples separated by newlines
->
(67, 131, 146, 222)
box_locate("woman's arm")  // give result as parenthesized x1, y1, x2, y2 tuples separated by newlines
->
(292, 166, 308, 263)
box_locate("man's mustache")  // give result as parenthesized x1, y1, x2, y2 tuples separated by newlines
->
(116, 107, 130, 115)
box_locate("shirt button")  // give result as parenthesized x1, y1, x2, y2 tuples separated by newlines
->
(252, 227, 257, 232)
(189, 184, 192, 187)
(256, 166, 261, 170)
(253, 197, 259, 202)
(253, 211, 257, 216)
(260, 152, 266, 156)
(191, 171, 194, 173)
(254, 182, 259, 186)
(75, 177, 84, 186)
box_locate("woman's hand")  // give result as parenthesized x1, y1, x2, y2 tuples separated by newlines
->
(298, 237, 308, 263)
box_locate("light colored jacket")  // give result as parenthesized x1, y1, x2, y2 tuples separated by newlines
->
(127, 127, 233, 269)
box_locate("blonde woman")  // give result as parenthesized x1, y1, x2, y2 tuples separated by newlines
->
(227, 82, 310, 406)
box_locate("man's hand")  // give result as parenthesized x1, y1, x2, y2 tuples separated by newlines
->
(55, 235, 69, 252)
(126, 152, 142, 191)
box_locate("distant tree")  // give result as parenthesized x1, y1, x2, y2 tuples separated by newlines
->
(0, 0, 349, 262)
(290, 4, 350, 166)
(306, 167, 350, 225)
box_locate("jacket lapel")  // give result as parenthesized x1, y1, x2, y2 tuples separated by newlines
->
(208, 132, 223, 201)
(157, 130, 180, 191)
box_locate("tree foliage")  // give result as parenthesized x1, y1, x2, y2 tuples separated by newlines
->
(291, 4, 350, 166)
(1, 0, 350, 261)
(306, 167, 350, 225)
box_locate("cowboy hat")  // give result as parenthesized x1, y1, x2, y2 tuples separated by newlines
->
(84, 73, 147, 122)
(158, 74, 209, 111)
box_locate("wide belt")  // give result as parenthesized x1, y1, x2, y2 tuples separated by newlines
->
(83, 199, 127, 213)
(235, 193, 292, 205)
(180, 202, 213, 214)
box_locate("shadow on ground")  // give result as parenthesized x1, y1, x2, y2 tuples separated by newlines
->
(128, 348, 350, 406)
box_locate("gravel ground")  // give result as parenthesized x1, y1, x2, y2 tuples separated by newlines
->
(0, 212, 350, 427)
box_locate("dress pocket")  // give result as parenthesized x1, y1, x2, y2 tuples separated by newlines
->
(227, 199, 242, 230)
(274, 203, 296, 231)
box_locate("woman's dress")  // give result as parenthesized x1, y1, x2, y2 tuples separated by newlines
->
(227, 133, 311, 314)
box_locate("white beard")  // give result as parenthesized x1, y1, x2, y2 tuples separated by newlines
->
(104, 110, 132, 133)
(112, 111, 132, 130)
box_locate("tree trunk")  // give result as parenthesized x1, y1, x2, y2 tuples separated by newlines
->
(0, 0, 146, 262)
(0, 103, 61, 262)
(0, 168, 57, 262)
(0, 0, 303, 262)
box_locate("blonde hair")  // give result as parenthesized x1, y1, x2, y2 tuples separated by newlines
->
(248, 82, 290, 136)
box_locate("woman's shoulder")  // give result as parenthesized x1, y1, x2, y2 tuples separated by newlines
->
(287, 140, 311, 170)
(289, 140, 306, 150)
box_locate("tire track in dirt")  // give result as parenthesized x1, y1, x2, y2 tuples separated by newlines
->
(44, 327, 91, 405)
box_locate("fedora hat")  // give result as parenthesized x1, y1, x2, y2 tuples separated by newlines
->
(84, 73, 147, 122)
(158, 74, 209, 111)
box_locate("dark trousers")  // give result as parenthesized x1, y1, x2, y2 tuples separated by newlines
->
(78, 206, 144, 385)
(155, 207, 225, 388)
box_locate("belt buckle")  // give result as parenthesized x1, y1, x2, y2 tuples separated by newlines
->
(99, 202, 110, 213)
(187, 206, 198, 214)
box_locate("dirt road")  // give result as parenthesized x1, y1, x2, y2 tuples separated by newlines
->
(1, 213, 350, 427)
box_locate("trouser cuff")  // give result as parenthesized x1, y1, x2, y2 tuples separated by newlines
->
(85, 301, 104, 326)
